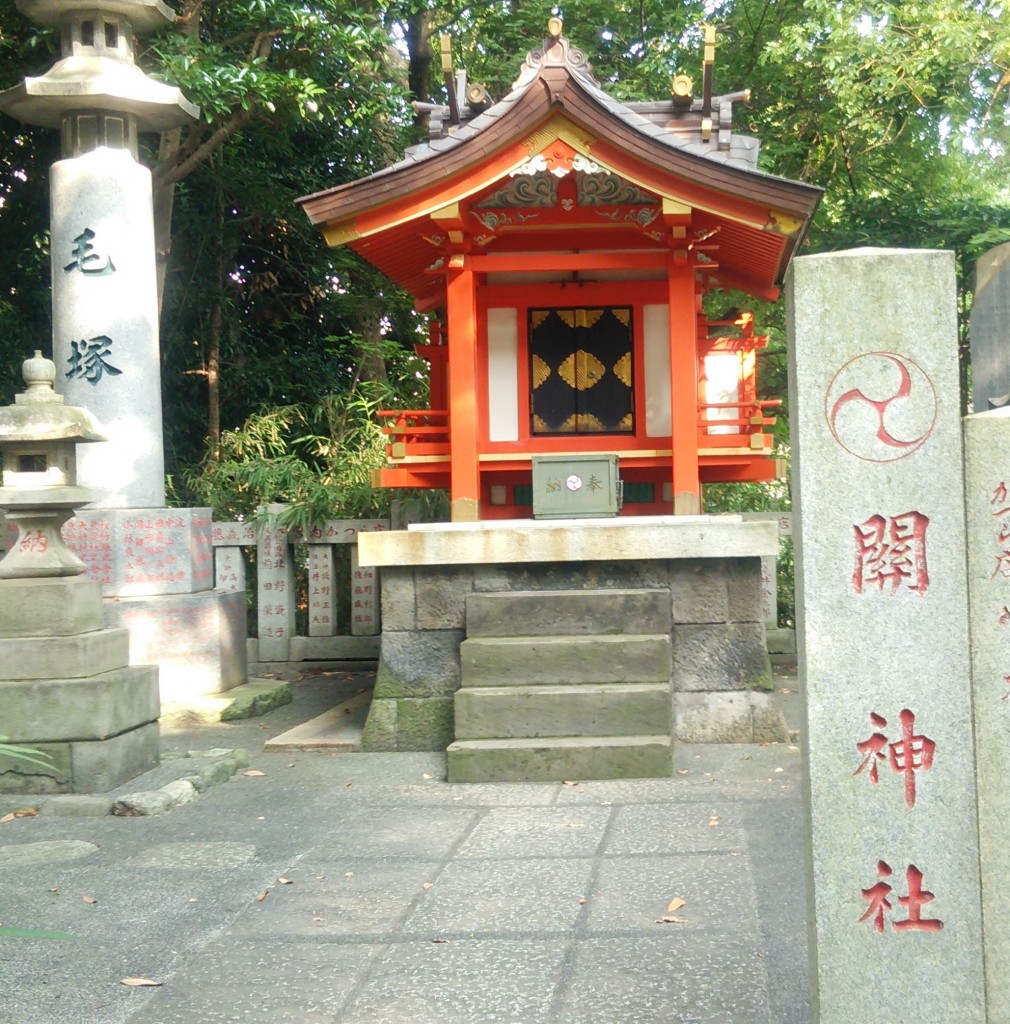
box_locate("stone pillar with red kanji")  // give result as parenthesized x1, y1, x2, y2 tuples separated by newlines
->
(787, 249, 985, 1023)
(965, 392, 1010, 1013)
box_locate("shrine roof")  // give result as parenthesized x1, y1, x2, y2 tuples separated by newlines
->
(297, 27, 822, 303)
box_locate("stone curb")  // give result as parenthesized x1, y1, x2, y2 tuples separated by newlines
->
(159, 680, 292, 726)
(0, 748, 251, 819)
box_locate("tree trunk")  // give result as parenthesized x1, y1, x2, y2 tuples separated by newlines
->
(405, 8, 436, 125)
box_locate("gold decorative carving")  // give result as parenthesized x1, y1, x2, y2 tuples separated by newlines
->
(557, 310, 575, 328)
(612, 352, 632, 387)
(612, 309, 631, 326)
(767, 210, 804, 236)
(323, 223, 362, 247)
(521, 117, 596, 158)
(531, 354, 552, 388)
(531, 311, 551, 329)
(574, 309, 603, 329)
(559, 350, 605, 390)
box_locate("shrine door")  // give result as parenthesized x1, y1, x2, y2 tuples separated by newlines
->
(529, 307, 634, 434)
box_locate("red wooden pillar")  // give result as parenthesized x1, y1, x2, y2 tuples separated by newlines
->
(446, 259, 480, 521)
(668, 257, 701, 514)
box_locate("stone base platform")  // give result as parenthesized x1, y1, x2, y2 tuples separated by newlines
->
(105, 589, 247, 700)
(0, 577, 160, 794)
(358, 516, 786, 758)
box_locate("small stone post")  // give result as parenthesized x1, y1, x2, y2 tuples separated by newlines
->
(787, 249, 985, 1023)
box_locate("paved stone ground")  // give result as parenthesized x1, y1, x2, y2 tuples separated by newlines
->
(0, 666, 808, 1024)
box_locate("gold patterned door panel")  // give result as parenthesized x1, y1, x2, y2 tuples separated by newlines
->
(529, 307, 633, 434)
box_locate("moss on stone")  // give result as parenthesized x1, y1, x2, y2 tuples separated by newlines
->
(394, 698, 455, 751)
(361, 698, 398, 751)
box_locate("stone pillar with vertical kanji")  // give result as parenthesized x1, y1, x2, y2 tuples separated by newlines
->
(965, 403, 1010, 1018)
(787, 249, 985, 1023)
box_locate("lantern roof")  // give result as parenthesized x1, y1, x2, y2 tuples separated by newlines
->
(297, 25, 822, 304)
(17, 0, 176, 36)
(0, 57, 199, 131)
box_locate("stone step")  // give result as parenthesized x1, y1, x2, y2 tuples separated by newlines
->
(465, 589, 671, 638)
(460, 634, 671, 686)
(446, 735, 673, 783)
(454, 682, 670, 739)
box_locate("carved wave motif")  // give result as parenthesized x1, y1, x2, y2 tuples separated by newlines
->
(578, 172, 660, 206)
(477, 174, 557, 208)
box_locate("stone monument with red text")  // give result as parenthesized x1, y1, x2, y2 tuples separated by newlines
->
(0, 0, 246, 697)
(788, 249, 986, 1023)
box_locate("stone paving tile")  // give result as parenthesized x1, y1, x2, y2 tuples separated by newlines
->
(454, 805, 612, 859)
(553, 934, 771, 1024)
(602, 803, 747, 855)
(326, 782, 560, 807)
(125, 941, 383, 1024)
(226, 859, 439, 939)
(340, 938, 567, 1024)
(400, 858, 593, 938)
(315, 806, 480, 859)
(125, 841, 258, 869)
(585, 852, 759, 934)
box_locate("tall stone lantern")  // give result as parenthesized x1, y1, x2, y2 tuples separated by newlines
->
(0, 5, 248, 701)
(0, 0, 198, 508)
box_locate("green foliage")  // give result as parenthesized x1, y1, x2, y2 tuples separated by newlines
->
(178, 333, 436, 528)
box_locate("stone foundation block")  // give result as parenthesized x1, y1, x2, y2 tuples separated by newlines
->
(0, 577, 103, 638)
(669, 560, 730, 624)
(0, 628, 129, 680)
(104, 589, 246, 699)
(672, 623, 772, 692)
(673, 691, 788, 743)
(379, 566, 416, 631)
(0, 666, 159, 742)
(0, 721, 160, 795)
(70, 722, 160, 793)
(361, 697, 398, 751)
(416, 566, 472, 629)
(395, 697, 455, 750)
(725, 557, 765, 622)
(374, 629, 463, 698)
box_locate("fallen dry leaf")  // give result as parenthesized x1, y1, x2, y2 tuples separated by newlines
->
(708, 817, 719, 827)
(676, 769, 689, 775)
(313, 917, 325, 923)
(0, 814, 15, 824)
(243, 769, 266, 778)
(431, 937, 450, 944)
(278, 877, 293, 885)
(422, 882, 434, 890)
(562, 780, 579, 787)
(255, 891, 268, 902)
(345, 872, 354, 877)
(666, 897, 686, 913)
(774, 767, 785, 773)
(187, 898, 198, 904)
(49, 887, 60, 894)
(655, 915, 689, 924)
(120, 978, 162, 988)
(578, 898, 588, 906)
(82, 895, 97, 905)
(13, 808, 37, 818)
(422, 773, 432, 780)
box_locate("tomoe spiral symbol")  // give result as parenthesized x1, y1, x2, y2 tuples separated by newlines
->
(824, 352, 938, 463)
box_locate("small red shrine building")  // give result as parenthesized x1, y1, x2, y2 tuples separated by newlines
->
(298, 21, 822, 522)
